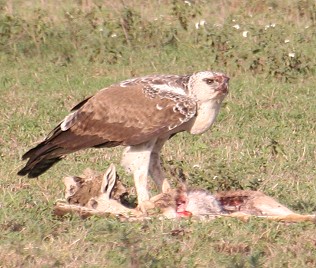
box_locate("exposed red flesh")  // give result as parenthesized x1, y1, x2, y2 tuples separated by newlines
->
(176, 211, 192, 218)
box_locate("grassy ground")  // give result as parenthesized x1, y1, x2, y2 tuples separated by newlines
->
(1, 0, 316, 267)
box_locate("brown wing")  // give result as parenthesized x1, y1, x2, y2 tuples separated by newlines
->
(18, 83, 196, 178)
(54, 84, 197, 149)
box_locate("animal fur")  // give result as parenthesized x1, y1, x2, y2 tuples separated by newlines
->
(54, 165, 316, 223)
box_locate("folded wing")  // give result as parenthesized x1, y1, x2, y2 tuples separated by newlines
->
(18, 83, 197, 178)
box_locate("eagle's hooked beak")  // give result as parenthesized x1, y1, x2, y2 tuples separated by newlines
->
(215, 75, 229, 95)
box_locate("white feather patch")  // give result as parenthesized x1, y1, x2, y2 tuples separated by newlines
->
(150, 84, 186, 96)
(156, 104, 163, 110)
(60, 112, 76, 131)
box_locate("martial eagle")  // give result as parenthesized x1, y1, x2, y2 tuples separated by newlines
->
(18, 71, 229, 205)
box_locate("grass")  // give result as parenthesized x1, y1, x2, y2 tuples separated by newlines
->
(1, 0, 316, 267)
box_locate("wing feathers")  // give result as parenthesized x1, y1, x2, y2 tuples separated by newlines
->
(18, 79, 197, 177)
(70, 96, 92, 111)
(64, 85, 196, 146)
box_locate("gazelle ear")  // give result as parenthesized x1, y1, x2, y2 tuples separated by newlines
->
(100, 164, 117, 198)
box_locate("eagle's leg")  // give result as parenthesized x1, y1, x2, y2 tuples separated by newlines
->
(121, 139, 157, 206)
(149, 138, 171, 193)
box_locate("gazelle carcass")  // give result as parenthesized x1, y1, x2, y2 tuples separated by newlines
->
(54, 164, 316, 223)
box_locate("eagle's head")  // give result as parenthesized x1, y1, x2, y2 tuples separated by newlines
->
(188, 71, 229, 103)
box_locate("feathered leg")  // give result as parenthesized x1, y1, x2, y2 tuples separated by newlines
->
(149, 137, 171, 193)
(121, 139, 157, 205)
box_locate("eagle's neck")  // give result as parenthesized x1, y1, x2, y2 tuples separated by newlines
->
(188, 100, 222, 135)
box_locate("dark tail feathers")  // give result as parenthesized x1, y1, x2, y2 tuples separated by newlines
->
(18, 157, 63, 178)
(17, 141, 68, 178)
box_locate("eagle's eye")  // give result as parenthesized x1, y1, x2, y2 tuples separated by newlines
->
(204, 78, 215, 85)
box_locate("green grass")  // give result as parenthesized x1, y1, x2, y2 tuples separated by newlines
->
(1, 0, 316, 267)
